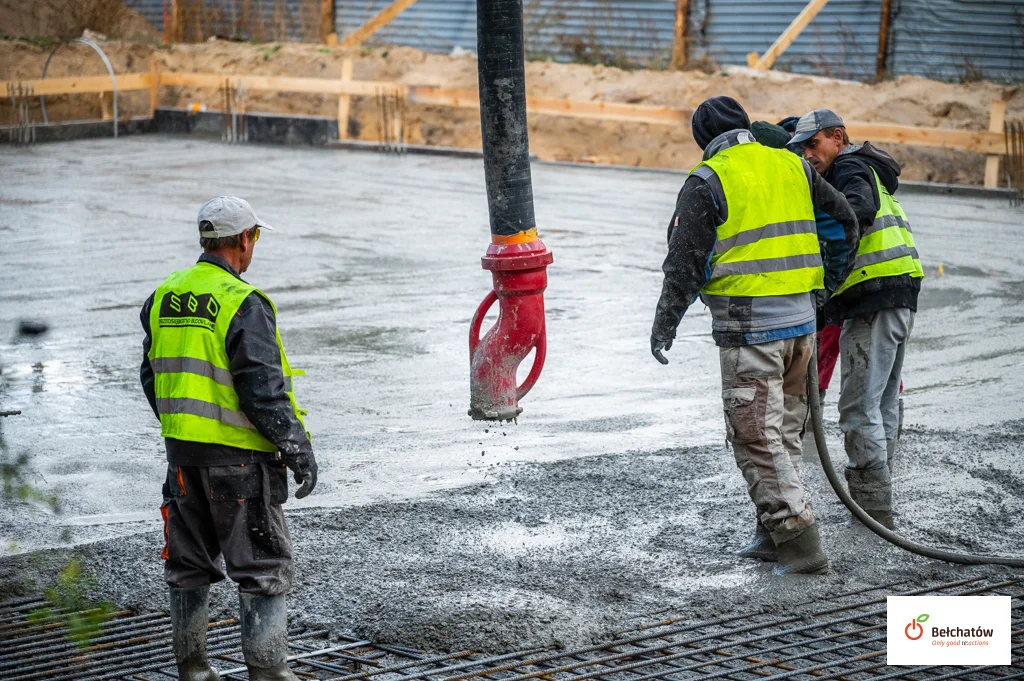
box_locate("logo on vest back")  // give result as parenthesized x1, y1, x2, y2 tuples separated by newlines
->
(158, 291, 221, 331)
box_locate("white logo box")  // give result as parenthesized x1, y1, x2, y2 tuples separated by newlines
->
(887, 596, 1012, 666)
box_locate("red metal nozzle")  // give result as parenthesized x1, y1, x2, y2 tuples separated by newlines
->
(468, 238, 554, 421)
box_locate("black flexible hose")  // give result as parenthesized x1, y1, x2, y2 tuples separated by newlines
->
(807, 348, 1024, 568)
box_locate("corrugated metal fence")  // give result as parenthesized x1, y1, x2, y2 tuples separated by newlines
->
(127, 0, 1024, 83)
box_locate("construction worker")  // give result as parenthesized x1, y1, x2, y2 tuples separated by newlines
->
(140, 196, 318, 681)
(651, 96, 858, 575)
(789, 110, 924, 529)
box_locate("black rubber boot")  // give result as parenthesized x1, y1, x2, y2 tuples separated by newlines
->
(169, 586, 220, 681)
(239, 593, 298, 681)
(772, 524, 828, 576)
(736, 519, 778, 562)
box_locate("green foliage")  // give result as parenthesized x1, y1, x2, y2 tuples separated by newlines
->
(261, 44, 282, 61)
(27, 561, 113, 649)
(1, 449, 59, 512)
(917, 613, 930, 623)
(0, 34, 61, 49)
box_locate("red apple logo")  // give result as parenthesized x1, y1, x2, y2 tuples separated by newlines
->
(905, 613, 929, 640)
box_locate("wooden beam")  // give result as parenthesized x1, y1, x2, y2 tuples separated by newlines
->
(158, 71, 409, 97)
(750, 0, 830, 70)
(670, 0, 690, 70)
(410, 87, 693, 126)
(0, 73, 153, 97)
(99, 91, 114, 120)
(150, 58, 161, 115)
(874, 0, 892, 83)
(320, 0, 335, 44)
(985, 99, 1007, 188)
(340, 0, 419, 49)
(337, 58, 354, 140)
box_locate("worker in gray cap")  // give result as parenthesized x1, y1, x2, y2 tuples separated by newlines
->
(140, 196, 317, 681)
(789, 110, 923, 530)
(651, 97, 859, 575)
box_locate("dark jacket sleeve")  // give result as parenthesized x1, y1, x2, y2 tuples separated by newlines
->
(226, 293, 312, 459)
(140, 293, 159, 420)
(828, 158, 879, 229)
(651, 176, 719, 341)
(805, 159, 860, 292)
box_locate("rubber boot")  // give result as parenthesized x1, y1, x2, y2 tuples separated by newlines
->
(736, 519, 778, 562)
(239, 592, 298, 681)
(772, 524, 828, 576)
(846, 468, 895, 530)
(169, 586, 220, 681)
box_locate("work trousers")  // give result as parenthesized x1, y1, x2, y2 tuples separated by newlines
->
(161, 462, 293, 595)
(720, 334, 815, 544)
(838, 307, 914, 511)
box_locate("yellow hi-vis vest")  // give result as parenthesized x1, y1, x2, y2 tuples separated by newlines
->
(696, 141, 823, 297)
(834, 168, 924, 295)
(148, 262, 307, 452)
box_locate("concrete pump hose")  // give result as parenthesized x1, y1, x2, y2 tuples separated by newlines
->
(806, 347, 1024, 568)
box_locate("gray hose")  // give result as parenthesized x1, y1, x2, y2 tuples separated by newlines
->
(807, 347, 1024, 568)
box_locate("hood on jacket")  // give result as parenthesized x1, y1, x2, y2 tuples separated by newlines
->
(834, 141, 901, 193)
(691, 96, 750, 150)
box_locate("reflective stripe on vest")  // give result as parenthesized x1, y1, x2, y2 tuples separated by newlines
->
(149, 262, 307, 452)
(834, 169, 924, 296)
(696, 141, 823, 298)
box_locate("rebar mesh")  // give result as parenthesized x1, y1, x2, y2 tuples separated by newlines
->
(1, 576, 1020, 680)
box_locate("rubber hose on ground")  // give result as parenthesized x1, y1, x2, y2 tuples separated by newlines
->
(807, 347, 1024, 568)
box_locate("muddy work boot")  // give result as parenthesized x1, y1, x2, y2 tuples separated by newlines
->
(736, 519, 778, 562)
(846, 468, 895, 530)
(169, 586, 220, 681)
(772, 524, 828, 576)
(239, 592, 298, 681)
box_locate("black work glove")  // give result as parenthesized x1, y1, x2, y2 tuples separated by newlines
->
(651, 335, 673, 365)
(284, 451, 318, 499)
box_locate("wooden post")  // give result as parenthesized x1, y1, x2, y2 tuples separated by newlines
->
(874, 0, 892, 83)
(985, 99, 1007, 189)
(321, 0, 335, 44)
(749, 0, 830, 70)
(150, 58, 161, 116)
(337, 57, 354, 139)
(99, 91, 114, 120)
(340, 0, 419, 48)
(670, 0, 689, 70)
(171, 0, 181, 43)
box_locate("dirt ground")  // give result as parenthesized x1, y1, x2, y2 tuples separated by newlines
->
(1, 37, 1022, 184)
(1, 138, 1023, 654)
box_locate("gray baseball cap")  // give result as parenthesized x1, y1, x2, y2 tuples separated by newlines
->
(788, 109, 845, 145)
(197, 196, 275, 238)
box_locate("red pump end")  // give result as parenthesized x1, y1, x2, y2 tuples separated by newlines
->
(468, 236, 554, 421)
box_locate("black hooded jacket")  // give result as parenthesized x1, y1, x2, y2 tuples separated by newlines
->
(823, 142, 921, 321)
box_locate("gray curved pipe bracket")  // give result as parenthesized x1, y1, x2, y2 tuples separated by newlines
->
(40, 38, 119, 138)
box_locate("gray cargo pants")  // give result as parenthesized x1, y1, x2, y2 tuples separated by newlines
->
(838, 307, 914, 511)
(720, 334, 815, 544)
(161, 462, 293, 595)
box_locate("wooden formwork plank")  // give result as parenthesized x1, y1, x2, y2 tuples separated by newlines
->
(159, 71, 408, 97)
(340, 0, 420, 49)
(749, 0, 830, 70)
(985, 100, 1007, 188)
(337, 58, 355, 140)
(0, 73, 153, 97)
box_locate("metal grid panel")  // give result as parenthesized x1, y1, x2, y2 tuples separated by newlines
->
(886, 0, 1024, 84)
(1, 575, 1021, 680)
(334, 1, 677, 67)
(687, 0, 881, 81)
(124, 0, 320, 42)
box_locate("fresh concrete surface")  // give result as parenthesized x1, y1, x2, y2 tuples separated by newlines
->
(1, 137, 1021, 651)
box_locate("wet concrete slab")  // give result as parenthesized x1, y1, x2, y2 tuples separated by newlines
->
(0, 136, 1022, 555)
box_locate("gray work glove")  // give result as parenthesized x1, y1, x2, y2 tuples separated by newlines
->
(651, 334, 673, 365)
(284, 451, 318, 499)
